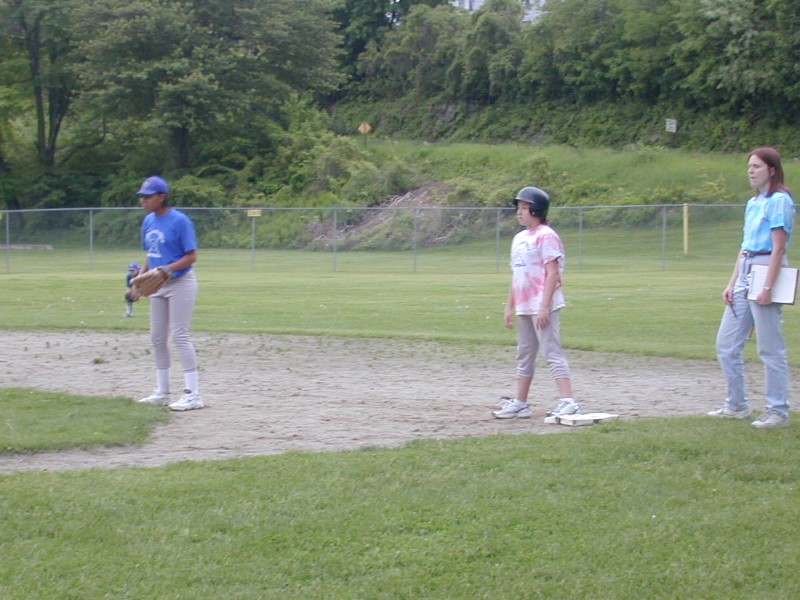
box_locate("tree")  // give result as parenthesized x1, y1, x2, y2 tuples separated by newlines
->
(603, 0, 682, 104)
(73, 0, 345, 173)
(521, 0, 620, 104)
(333, 0, 450, 85)
(0, 0, 78, 171)
(667, 0, 800, 120)
(358, 4, 467, 99)
(451, 0, 525, 103)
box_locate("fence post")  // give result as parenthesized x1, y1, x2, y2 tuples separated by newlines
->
(89, 209, 95, 271)
(4, 211, 9, 273)
(495, 208, 502, 273)
(332, 207, 338, 273)
(577, 208, 584, 271)
(250, 212, 256, 271)
(661, 205, 668, 269)
(412, 207, 418, 273)
(683, 203, 689, 255)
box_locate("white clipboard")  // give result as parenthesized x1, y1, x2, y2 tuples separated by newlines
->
(747, 265, 799, 304)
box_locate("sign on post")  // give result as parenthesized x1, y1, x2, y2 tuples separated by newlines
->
(358, 121, 373, 147)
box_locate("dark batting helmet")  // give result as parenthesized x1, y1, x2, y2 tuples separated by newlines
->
(512, 186, 550, 218)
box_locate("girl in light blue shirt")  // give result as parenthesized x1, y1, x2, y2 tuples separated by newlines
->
(710, 147, 795, 428)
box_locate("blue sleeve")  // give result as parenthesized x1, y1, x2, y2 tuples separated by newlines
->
(179, 214, 198, 254)
(141, 213, 152, 251)
(767, 192, 795, 234)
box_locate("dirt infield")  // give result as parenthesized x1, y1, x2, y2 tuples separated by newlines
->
(1, 330, 793, 473)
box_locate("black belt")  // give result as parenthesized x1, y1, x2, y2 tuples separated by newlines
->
(742, 250, 772, 258)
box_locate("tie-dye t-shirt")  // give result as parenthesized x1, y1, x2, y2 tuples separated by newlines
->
(509, 224, 565, 315)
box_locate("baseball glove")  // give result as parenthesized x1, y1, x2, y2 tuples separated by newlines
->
(124, 291, 139, 303)
(131, 266, 172, 296)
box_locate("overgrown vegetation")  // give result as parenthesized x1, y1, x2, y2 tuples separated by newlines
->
(2, 0, 799, 217)
(6, 142, 766, 251)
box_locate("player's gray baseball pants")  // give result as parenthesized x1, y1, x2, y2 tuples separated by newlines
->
(149, 270, 199, 373)
(515, 308, 571, 381)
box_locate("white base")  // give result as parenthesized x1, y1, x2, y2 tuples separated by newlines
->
(543, 412, 619, 426)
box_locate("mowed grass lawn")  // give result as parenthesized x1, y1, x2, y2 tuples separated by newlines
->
(2, 225, 800, 599)
(1, 217, 795, 361)
(3, 420, 800, 599)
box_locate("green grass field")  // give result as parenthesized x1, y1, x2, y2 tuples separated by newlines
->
(1, 216, 791, 361)
(2, 222, 799, 599)
(3, 419, 800, 599)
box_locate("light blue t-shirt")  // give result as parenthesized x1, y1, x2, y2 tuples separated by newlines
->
(741, 190, 795, 252)
(141, 209, 198, 278)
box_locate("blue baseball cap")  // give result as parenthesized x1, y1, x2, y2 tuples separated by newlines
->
(128, 263, 139, 270)
(137, 176, 170, 195)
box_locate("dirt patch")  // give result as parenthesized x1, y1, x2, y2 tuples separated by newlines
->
(0, 244, 53, 250)
(0, 330, 790, 472)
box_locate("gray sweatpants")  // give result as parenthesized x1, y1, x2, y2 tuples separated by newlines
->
(148, 270, 198, 373)
(515, 309, 571, 381)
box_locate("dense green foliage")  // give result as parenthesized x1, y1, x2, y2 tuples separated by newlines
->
(0, 0, 347, 211)
(1, 0, 799, 215)
(5, 142, 766, 252)
(339, 0, 800, 148)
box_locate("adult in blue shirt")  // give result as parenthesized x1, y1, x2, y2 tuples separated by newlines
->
(709, 147, 795, 428)
(134, 176, 204, 411)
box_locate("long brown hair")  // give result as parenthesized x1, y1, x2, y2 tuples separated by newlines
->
(749, 147, 790, 197)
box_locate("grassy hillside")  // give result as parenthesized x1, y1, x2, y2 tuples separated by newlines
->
(362, 140, 767, 207)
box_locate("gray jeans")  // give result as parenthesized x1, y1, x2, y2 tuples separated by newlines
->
(148, 270, 198, 373)
(515, 309, 571, 381)
(716, 256, 790, 416)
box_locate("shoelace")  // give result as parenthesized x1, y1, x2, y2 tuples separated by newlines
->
(755, 409, 782, 422)
(553, 399, 572, 412)
(497, 399, 524, 413)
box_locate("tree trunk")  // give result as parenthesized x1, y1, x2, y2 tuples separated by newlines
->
(17, 5, 71, 171)
(173, 127, 191, 170)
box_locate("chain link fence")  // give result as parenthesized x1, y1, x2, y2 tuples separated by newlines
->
(1, 204, 745, 274)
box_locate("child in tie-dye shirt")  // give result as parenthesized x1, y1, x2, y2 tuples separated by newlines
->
(493, 186, 579, 421)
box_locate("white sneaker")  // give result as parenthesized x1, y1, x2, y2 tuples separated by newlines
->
(546, 398, 580, 417)
(751, 409, 788, 429)
(138, 391, 171, 406)
(169, 389, 204, 412)
(496, 396, 514, 408)
(707, 405, 751, 419)
(492, 399, 531, 419)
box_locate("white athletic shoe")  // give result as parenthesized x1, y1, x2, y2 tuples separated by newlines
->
(496, 396, 515, 408)
(138, 391, 171, 406)
(707, 405, 751, 419)
(169, 389, 204, 412)
(751, 409, 788, 429)
(546, 398, 580, 418)
(492, 398, 531, 419)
